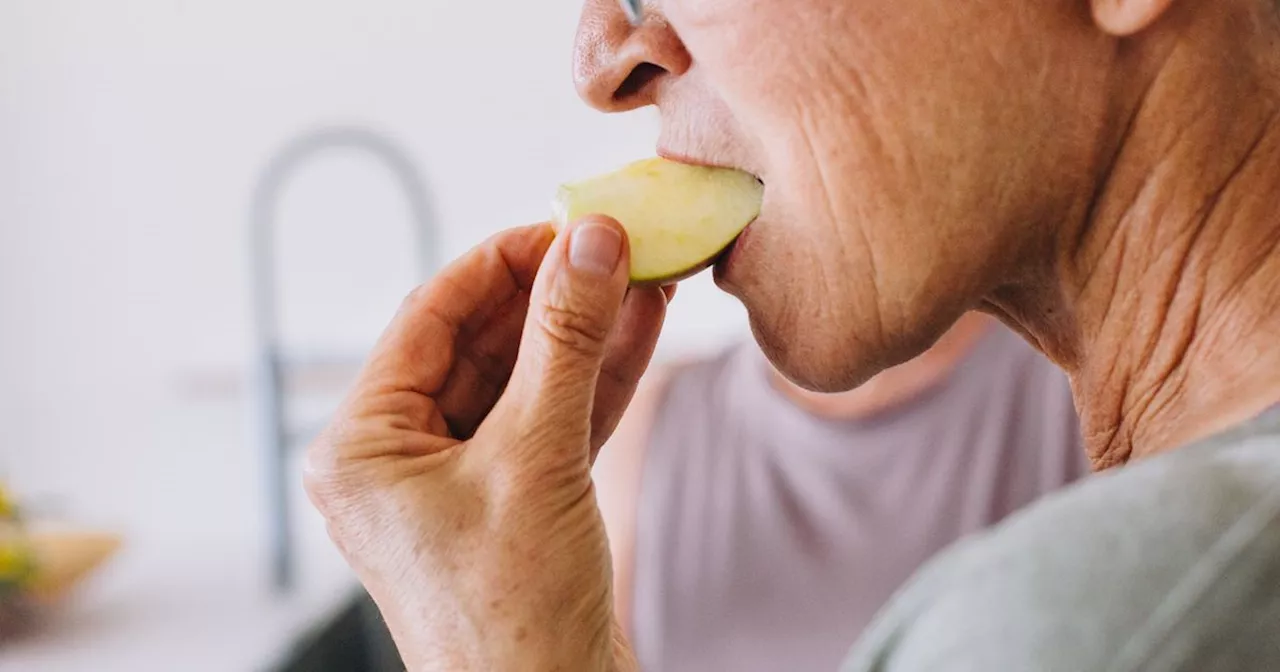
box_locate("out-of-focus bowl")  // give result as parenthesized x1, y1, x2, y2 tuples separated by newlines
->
(23, 528, 122, 602)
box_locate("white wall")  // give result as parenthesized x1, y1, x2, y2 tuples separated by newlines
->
(0, 0, 748, 577)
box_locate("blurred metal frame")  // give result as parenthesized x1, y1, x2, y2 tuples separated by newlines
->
(249, 126, 438, 593)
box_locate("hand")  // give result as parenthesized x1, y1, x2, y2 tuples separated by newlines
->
(304, 217, 669, 671)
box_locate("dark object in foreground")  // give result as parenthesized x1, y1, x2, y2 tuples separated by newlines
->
(274, 589, 403, 672)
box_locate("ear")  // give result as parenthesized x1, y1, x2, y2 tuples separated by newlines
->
(1091, 0, 1177, 36)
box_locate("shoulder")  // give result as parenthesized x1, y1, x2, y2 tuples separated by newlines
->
(592, 351, 730, 636)
(961, 325, 1088, 479)
(593, 352, 716, 498)
(956, 324, 1075, 412)
(844, 433, 1280, 671)
(979, 325, 1071, 385)
(594, 345, 745, 521)
(593, 365, 680, 506)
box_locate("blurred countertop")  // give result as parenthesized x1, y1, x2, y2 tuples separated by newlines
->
(0, 365, 370, 671)
(0, 531, 356, 672)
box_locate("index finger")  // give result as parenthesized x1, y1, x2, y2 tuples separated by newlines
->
(355, 224, 555, 400)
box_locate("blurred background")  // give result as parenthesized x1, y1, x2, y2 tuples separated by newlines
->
(0, 1, 750, 669)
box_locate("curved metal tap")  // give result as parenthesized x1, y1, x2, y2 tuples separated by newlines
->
(249, 126, 438, 592)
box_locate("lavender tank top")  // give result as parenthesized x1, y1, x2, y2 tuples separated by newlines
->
(631, 327, 1087, 672)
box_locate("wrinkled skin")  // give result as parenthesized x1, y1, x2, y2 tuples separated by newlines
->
(574, 0, 1280, 465)
(308, 220, 666, 670)
(576, 0, 1111, 391)
(306, 0, 1280, 669)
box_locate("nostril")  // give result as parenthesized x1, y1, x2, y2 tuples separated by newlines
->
(614, 62, 666, 103)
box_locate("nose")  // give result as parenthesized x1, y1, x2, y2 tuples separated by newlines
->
(573, 0, 692, 113)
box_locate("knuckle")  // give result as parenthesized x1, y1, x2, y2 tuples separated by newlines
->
(302, 438, 359, 516)
(537, 302, 610, 357)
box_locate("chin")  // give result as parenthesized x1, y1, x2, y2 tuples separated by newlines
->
(740, 285, 945, 395)
(717, 208, 922, 393)
(744, 312, 875, 393)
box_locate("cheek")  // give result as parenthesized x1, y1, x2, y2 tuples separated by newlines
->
(665, 0, 822, 122)
(669, 0, 1070, 388)
(668, 8, 880, 218)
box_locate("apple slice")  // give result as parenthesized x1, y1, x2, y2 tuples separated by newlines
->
(552, 158, 763, 285)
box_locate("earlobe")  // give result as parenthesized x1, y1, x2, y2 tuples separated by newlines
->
(1091, 0, 1178, 36)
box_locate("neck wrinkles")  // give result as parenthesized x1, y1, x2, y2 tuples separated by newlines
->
(1034, 7, 1280, 467)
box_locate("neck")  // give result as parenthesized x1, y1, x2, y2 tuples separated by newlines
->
(774, 313, 992, 420)
(995, 3, 1280, 468)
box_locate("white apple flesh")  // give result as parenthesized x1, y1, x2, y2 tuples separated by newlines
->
(552, 158, 764, 285)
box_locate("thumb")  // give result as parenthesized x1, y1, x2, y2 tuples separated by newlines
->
(486, 215, 631, 459)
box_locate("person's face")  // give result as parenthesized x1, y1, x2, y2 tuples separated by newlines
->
(574, 0, 1115, 391)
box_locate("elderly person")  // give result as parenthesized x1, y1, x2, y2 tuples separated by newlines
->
(304, 0, 1280, 670)
(597, 313, 1087, 671)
